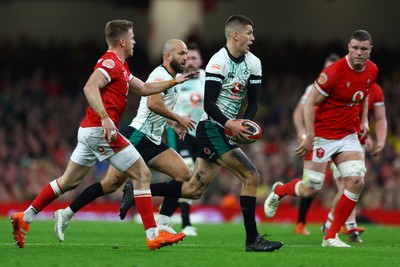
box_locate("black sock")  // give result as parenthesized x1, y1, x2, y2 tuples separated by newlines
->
(240, 196, 258, 244)
(159, 197, 179, 217)
(180, 202, 191, 228)
(297, 197, 314, 224)
(70, 182, 104, 213)
(150, 179, 183, 197)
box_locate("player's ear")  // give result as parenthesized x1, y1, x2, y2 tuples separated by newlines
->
(233, 31, 240, 41)
(120, 36, 126, 47)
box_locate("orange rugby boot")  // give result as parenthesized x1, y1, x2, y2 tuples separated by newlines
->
(294, 222, 311, 235)
(10, 212, 30, 248)
(146, 231, 185, 250)
(341, 226, 365, 235)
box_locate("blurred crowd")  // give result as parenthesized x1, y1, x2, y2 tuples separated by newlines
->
(1, 36, 400, 210)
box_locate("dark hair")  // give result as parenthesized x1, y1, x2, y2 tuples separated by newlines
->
(349, 30, 372, 44)
(187, 42, 201, 53)
(105, 19, 133, 46)
(225, 14, 253, 27)
(325, 53, 340, 63)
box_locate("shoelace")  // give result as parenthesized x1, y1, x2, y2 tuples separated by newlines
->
(269, 195, 279, 207)
(257, 234, 272, 243)
(61, 221, 70, 232)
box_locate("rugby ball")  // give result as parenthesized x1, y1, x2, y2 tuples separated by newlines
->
(224, 120, 262, 144)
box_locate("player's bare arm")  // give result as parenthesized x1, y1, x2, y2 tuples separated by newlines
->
(293, 101, 306, 143)
(83, 70, 117, 142)
(359, 96, 370, 138)
(129, 71, 199, 96)
(295, 86, 325, 157)
(370, 104, 387, 156)
(147, 93, 196, 132)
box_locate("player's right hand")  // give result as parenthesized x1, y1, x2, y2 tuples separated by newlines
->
(101, 117, 118, 143)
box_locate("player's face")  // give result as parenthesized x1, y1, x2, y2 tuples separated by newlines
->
(124, 29, 135, 58)
(184, 50, 202, 73)
(170, 46, 188, 74)
(347, 39, 372, 70)
(237, 25, 255, 55)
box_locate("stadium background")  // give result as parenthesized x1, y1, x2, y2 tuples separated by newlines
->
(1, 0, 400, 224)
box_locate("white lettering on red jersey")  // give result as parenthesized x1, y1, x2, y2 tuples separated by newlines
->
(81, 51, 134, 128)
(313, 55, 378, 139)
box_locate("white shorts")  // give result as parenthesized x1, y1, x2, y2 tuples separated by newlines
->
(304, 133, 363, 163)
(70, 127, 141, 172)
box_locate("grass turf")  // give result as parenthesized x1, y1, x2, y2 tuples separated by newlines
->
(1, 218, 399, 267)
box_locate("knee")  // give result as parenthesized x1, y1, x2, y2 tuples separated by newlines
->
(140, 169, 152, 184)
(101, 181, 121, 194)
(181, 171, 192, 183)
(346, 176, 365, 191)
(300, 185, 319, 198)
(243, 170, 260, 188)
(102, 173, 128, 194)
(174, 168, 192, 182)
(57, 176, 80, 192)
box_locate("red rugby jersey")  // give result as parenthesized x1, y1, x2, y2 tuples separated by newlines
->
(313, 56, 378, 139)
(81, 51, 133, 128)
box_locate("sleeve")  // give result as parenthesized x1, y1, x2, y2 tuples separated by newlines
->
(243, 74, 261, 120)
(96, 57, 121, 84)
(373, 84, 385, 106)
(314, 64, 337, 97)
(203, 72, 230, 125)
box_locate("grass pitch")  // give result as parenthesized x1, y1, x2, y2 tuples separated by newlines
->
(1, 218, 399, 267)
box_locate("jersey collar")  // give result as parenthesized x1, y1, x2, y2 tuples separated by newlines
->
(224, 46, 245, 63)
(107, 50, 124, 63)
(345, 55, 366, 72)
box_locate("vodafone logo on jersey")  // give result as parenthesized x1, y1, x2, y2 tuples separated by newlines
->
(352, 91, 364, 102)
(230, 82, 242, 94)
(190, 93, 202, 106)
(203, 147, 211, 155)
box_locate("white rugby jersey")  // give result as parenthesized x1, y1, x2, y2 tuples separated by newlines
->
(201, 47, 262, 125)
(130, 66, 179, 145)
(174, 69, 205, 136)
